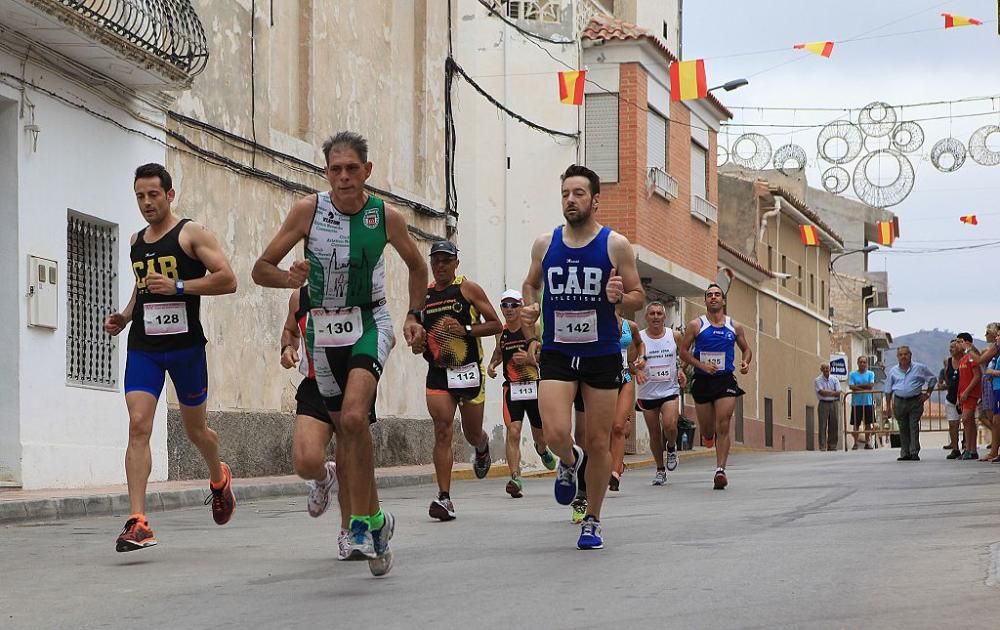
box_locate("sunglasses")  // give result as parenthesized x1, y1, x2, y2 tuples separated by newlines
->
(500, 301, 521, 308)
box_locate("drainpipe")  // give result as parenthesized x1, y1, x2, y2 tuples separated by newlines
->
(759, 197, 780, 242)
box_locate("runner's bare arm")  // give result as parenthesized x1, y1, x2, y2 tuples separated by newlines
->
(674, 329, 689, 388)
(174, 222, 238, 296)
(487, 334, 502, 378)
(385, 205, 428, 347)
(520, 232, 551, 326)
(104, 285, 137, 335)
(252, 195, 315, 288)
(677, 319, 711, 373)
(461, 281, 503, 337)
(280, 291, 300, 369)
(971, 343, 998, 366)
(607, 232, 645, 312)
(735, 321, 753, 374)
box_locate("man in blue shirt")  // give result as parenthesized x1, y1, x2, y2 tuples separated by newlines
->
(848, 356, 876, 450)
(884, 346, 938, 461)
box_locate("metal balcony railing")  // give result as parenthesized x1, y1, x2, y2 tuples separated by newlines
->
(58, 0, 208, 76)
(648, 167, 678, 200)
(691, 194, 718, 224)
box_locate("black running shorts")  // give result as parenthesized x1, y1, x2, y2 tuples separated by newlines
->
(690, 372, 744, 404)
(295, 377, 377, 430)
(539, 350, 623, 390)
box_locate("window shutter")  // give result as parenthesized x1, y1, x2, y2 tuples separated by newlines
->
(585, 94, 619, 183)
(690, 142, 708, 198)
(647, 110, 667, 170)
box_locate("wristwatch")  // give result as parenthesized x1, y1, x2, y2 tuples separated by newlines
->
(175, 279, 185, 296)
(465, 325, 473, 334)
(406, 309, 423, 323)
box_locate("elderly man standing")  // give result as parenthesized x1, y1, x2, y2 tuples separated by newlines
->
(884, 346, 938, 461)
(815, 363, 842, 451)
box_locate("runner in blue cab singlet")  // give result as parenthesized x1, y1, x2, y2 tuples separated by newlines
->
(521, 164, 644, 551)
(678, 283, 752, 491)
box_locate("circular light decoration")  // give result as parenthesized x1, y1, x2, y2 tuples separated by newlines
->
(858, 101, 897, 137)
(772, 144, 807, 174)
(930, 137, 967, 172)
(821, 166, 850, 194)
(731, 133, 772, 170)
(717, 145, 730, 167)
(852, 150, 914, 207)
(968, 125, 1000, 166)
(891, 121, 925, 153)
(817, 120, 863, 164)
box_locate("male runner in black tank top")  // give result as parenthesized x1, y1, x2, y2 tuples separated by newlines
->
(486, 289, 557, 498)
(104, 163, 238, 552)
(416, 240, 502, 521)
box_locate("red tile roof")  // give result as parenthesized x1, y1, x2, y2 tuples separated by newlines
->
(766, 184, 845, 248)
(718, 239, 774, 278)
(581, 15, 733, 120)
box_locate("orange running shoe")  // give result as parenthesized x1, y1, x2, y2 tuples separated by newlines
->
(704, 435, 716, 449)
(205, 462, 236, 525)
(116, 515, 157, 552)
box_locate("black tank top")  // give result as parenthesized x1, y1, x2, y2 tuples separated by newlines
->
(945, 357, 960, 404)
(422, 276, 482, 368)
(128, 219, 207, 351)
(499, 327, 539, 384)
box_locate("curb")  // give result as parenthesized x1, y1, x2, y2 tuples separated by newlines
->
(0, 472, 433, 526)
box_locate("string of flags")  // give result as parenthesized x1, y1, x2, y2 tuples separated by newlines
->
(557, 11, 987, 104)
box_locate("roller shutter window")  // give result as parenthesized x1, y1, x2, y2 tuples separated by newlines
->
(585, 93, 619, 183)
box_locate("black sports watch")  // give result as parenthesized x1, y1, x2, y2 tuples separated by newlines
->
(406, 309, 423, 323)
(175, 280, 185, 296)
(465, 325, 473, 334)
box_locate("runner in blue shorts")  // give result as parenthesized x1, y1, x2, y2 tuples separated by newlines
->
(104, 163, 238, 552)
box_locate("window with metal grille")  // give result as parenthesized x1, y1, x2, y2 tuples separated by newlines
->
(67, 212, 119, 389)
(585, 93, 619, 182)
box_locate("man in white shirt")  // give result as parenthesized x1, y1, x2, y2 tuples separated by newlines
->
(815, 363, 842, 451)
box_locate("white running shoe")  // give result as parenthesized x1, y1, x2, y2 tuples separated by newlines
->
(368, 512, 396, 577)
(306, 461, 337, 518)
(337, 528, 350, 561)
(665, 449, 679, 472)
(652, 469, 667, 486)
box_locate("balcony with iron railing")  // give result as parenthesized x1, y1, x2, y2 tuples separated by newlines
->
(691, 194, 718, 224)
(1, 0, 208, 88)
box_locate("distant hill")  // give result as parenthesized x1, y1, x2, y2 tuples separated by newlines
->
(890, 329, 988, 369)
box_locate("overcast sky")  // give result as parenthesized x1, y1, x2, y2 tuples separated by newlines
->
(684, 0, 1000, 339)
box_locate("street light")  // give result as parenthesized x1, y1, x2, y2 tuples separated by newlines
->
(708, 78, 749, 93)
(868, 307, 905, 314)
(829, 244, 878, 270)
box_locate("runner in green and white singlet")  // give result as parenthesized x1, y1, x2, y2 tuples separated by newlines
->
(253, 131, 428, 577)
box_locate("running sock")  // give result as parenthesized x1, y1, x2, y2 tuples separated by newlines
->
(210, 467, 228, 490)
(666, 445, 676, 453)
(656, 467, 666, 472)
(349, 515, 368, 529)
(369, 509, 386, 531)
(438, 491, 450, 501)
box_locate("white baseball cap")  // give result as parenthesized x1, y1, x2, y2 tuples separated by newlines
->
(500, 289, 523, 303)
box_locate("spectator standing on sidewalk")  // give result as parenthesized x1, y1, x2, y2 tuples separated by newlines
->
(815, 363, 842, 451)
(848, 356, 876, 450)
(884, 346, 937, 461)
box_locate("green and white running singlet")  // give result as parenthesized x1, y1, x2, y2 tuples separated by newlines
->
(301, 192, 395, 402)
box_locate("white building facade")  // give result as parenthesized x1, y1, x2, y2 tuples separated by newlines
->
(0, 0, 207, 488)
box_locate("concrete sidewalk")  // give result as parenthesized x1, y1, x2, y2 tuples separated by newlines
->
(0, 448, 720, 525)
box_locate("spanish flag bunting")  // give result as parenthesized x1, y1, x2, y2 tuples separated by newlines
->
(800, 225, 819, 246)
(960, 214, 978, 225)
(942, 13, 982, 28)
(793, 41, 834, 57)
(670, 59, 708, 102)
(876, 220, 894, 246)
(558, 70, 586, 106)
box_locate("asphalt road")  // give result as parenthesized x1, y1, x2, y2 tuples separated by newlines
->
(3, 448, 999, 629)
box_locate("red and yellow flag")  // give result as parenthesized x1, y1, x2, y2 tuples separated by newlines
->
(800, 225, 819, 246)
(793, 41, 834, 57)
(876, 220, 895, 245)
(558, 70, 586, 105)
(669, 60, 707, 102)
(942, 13, 982, 28)
(960, 214, 978, 225)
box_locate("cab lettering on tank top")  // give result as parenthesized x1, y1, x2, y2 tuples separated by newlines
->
(546, 266, 603, 298)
